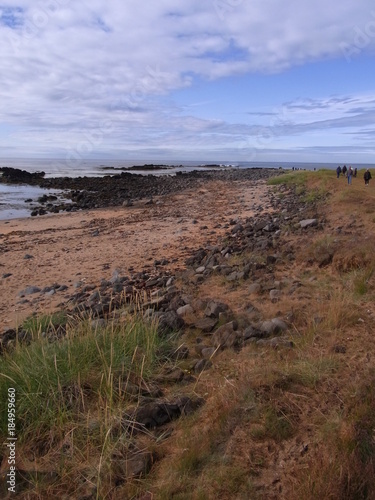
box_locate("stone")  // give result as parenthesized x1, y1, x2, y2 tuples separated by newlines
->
(259, 318, 288, 337)
(299, 219, 318, 228)
(176, 304, 194, 317)
(157, 311, 185, 335)
(204, 301, 229, 318)
(18, 286, 41, 296)
(193, 317, 218, 333)
(201, 347, 218, 359)
(194, 359, 213, 373)
(212, 321, 239, 349)
(256, 337, 293, 348)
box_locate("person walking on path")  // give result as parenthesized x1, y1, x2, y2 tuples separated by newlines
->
(347, 166, 353, 185)
(342, 165, 347, 176)
(336, 165, 342, 178)
(364, 169, 372, 186)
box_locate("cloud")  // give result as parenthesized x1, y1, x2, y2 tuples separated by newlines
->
(1, 1, 375, 160)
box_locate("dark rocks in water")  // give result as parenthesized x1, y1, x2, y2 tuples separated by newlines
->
(107, 164, 176, 171)
(3, 167, 283, 216)
(0, 167, 45, 184)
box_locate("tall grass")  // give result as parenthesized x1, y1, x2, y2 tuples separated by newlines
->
(0, 316, 165, 442)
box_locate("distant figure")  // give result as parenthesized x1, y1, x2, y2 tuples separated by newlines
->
(336, 165, 342, 178)
(347, 166, 353, 185)
(354, 167, 357, 177)
(364, 169, 372, 186)
(342, 165, 347, 176)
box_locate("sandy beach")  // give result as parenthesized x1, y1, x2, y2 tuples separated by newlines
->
(0, 178, 273, 331)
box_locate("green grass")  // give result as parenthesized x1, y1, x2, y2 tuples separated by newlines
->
(21, 311, 68, 338)
(267, 170, 331, 205)
(0, 316, 166, 442)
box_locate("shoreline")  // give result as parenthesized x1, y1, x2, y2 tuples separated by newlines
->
(0, 166, 283, 219)
(0, 177, 275, 331)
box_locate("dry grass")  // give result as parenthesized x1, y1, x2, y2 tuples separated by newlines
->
(2, 169, 375, 498)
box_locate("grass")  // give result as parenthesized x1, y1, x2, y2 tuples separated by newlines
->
(21, 311, 68, 338)
(0, 314, 173, 497)
(1, 316, 166, 436)
(2, 167, 375, 498)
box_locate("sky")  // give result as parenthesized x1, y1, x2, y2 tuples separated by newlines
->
(1, 0, 375, 165)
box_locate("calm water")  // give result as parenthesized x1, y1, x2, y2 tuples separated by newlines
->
(1, 158, 374, 220)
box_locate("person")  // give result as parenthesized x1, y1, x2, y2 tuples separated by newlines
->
(354, 167, 357, 177)
(364, 169, 372, 186)
(342, 165, 347, 176)
(347, 166, 353, 185)
(336, 165, 342, 178)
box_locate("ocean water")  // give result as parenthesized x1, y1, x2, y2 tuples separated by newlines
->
(1, 158, 374, 220)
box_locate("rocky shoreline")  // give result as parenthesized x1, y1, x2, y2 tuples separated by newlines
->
(0, 170, 328, 496)
(0, 166, 283, 216)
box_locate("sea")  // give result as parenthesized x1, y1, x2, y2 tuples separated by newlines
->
(1, 157, 374, 220)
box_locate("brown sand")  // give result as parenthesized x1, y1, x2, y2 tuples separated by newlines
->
(0, 178, 273, 330)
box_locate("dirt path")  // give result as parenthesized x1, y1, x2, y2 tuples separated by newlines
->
(0, 178, 273, 330)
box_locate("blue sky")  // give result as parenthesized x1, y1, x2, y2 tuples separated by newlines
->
(1, 0, 375, 164)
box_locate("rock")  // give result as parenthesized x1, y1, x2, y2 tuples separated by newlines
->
(266, 255, 277, 265)
(243, 325, 264, 340)
(193, 317, 218, 333)
(227, 271, 245, 281)
(194, 359, 213, 373)
(18, 285, 41, 296)
(157, 311, 185, 335)
(212, 321, 239, 349)
(299, 219, 318, 228)
(204, 301, 229, 318)
(201, 347, 218, 359)
(256, 337, 293, 348)
(332, 344, 346, 354)
(259, 318, 288, 337)
(132, 397, 204, 429)
(176, 304, 194, 317)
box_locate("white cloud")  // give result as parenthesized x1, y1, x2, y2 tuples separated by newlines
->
(1, 1, 375, 160)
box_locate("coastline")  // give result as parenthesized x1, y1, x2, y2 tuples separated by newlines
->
(0, 176, 274, 331)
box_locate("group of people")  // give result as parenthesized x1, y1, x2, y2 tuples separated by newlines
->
(336, 165, 372, 185)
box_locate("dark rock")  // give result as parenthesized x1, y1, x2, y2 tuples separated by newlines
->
(194, 359, 213, 373)
(193, 317, 218, 333)
(157, 311, 185, 335)
(18, 285, 41, 296)
(131, 397, 204, 430)
(332, 344, 346, 354)
(256, 337, 293, 348)
(212, 322, 240, 349)
(204, 301, 229, 318)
